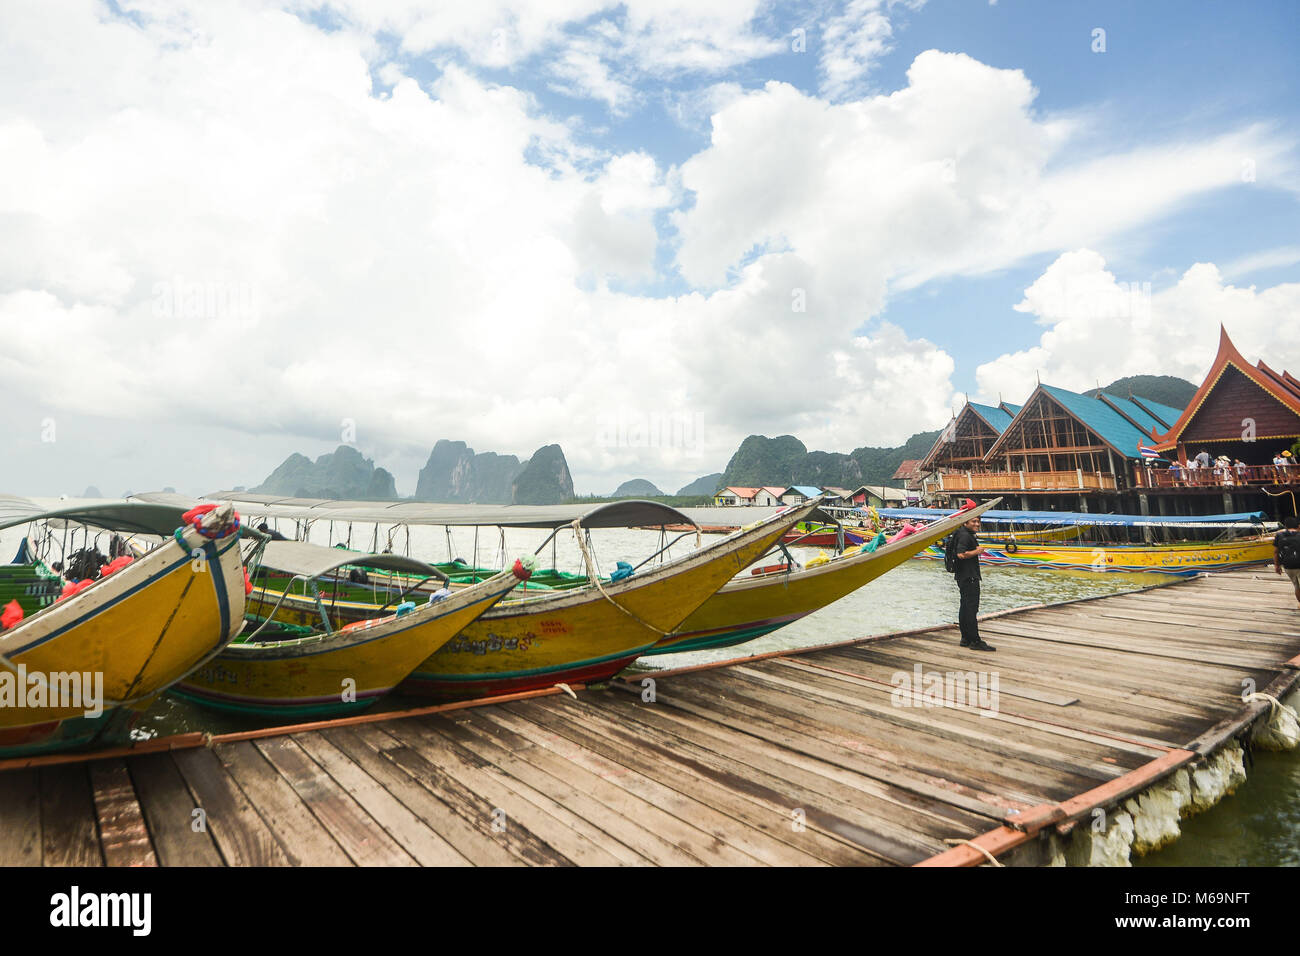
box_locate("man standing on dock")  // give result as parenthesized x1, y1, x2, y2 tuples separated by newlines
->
(1275, 515, 1300, 608)
(954, 515, 995, 651)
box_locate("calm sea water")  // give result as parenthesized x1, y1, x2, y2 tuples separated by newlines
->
(5, 515, 1294, 865)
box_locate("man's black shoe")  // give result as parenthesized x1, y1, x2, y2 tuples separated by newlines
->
(959, 641, 973, 647)
(970, 641, 996, 652)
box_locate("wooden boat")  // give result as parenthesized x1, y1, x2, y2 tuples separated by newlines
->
(133, 494, 822, 701)
(172, 542, 533, 717)
(0, 498, 246, 756)
(918, 536, 1274, 575)
(879, 507, 1277, 576)
(648, 500, 999, 655)
(399, 501, 824, 699)
(779, 523, 868, 549)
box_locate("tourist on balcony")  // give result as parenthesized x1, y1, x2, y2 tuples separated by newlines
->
(1234, 459, 1248, 481)
(1195, 449, 1211, 469)
(1216, 455, 1233, 485)
(1275, 452, 1290, 479)
(953, 515, 995, 652)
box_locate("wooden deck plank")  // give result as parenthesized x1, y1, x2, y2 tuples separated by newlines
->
(520, 696, 840, 866)
(172, 747, 291, 866)
(533, 693, 900, 865)
(477, 706, 768, 865)
(360, 721, 572, 866)
(626, 673, 1034, 816)
(294, 732, 473, 867)
(0, 769, 42, 865)
(439, 711, 697, 866)
(212, 741, 352, 866)
(835, 641, 1244, 724)
(770, 657, 1169, 762)
(127, 753, 224, 867)
(252, 736, 416, 867)
(39, 764, 102, 867)
(601, 684, 994, 839)
(322, 725, 500, 866)
(680, 667, 1106, 801)
(88, 760, 157, 867)
(390, 716, 655, 866)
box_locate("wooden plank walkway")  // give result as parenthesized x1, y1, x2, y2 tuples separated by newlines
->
(2, 567, 1297, 867)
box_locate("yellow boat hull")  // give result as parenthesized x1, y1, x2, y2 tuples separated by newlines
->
(175, 566, 528, 717)
(400, 503, 821, 700)
(919, 536, 1274, 575)
(0, 524, 245, 755)
(653, 502, 998, 654)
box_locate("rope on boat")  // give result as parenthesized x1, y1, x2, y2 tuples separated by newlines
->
(553, 682, 578, 699)
(942, 837, 1005, 866)
(570, 518, 673, 638)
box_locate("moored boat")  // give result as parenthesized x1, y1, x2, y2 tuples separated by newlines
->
(399, 500, 823, 699)
(877, 507, 1277, 576)
(648, 499, 1000, 655)
(172, 540, 534, 717)
(0, 497, 246, 756)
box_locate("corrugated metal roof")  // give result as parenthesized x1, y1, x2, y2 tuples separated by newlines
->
(1041, 385, 1180, 459)
(970, 402, 1015, 434)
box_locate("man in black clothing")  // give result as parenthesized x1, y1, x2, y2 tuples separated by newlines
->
(953, 515, 995, 651)
(1275, 514, 1300, 608)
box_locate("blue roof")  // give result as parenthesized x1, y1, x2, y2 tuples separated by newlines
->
(1039, 385, 1181, 459)
(970, 402, 1015, 434)
(1127, 395, 1185, 429)
(874, 507, 1265, 528)
(786, 485, 822, 497)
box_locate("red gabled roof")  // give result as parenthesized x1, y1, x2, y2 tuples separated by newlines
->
(719, 486, 760, 499)
(1151, 326, 1300, 451)
(891, 459, 922, 480)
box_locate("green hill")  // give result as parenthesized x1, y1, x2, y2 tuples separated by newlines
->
(1085, 374, 1196, 409)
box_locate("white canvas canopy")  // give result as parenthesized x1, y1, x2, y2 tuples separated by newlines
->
(133, 491, 699, 530)
(256, 540, 448, 582)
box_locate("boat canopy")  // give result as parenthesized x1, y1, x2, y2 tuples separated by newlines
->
(0, 495, 190, 537)
(134, 491, 699, 530)
(871, 507, 1268, 528)
(256, 540, 448, 582)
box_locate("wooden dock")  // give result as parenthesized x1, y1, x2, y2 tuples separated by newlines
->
(2, 567, 1297, 866)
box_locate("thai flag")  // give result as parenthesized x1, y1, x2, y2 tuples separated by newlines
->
(1138, 442, 1159, 460)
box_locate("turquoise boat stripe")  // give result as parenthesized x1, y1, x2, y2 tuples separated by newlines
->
(169, 685, 384, 718)
(644, 624, 784, 655)
(411, 642, 658, 683)
(10, 533, 241, 655)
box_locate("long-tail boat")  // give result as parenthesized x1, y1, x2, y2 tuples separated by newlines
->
(171, 540, 533, 717)
(647, 499, 1000, 655)
(137, 494, 824, 701)
(400, 501, 820, 699)
(877, 506, 1276, 576)
(0, 497, 245, 756)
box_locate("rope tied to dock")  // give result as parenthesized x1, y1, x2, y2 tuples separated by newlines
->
(942, 838, 1005, 867)
(1244, 692, 1288, 713)
(570, 519, 673, 638)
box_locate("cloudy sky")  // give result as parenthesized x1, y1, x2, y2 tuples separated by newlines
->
(2, 0, 1297, 498)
